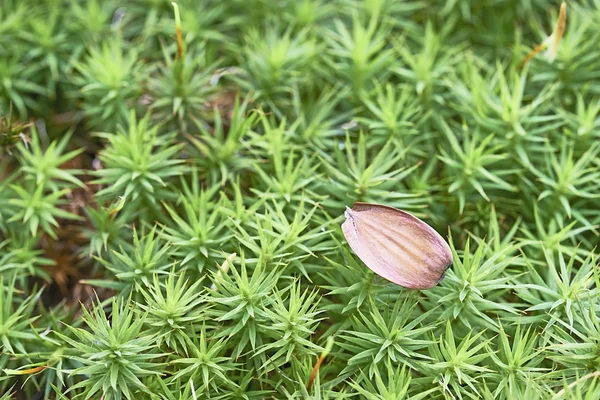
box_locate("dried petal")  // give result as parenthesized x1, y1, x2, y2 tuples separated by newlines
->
(342, 202, 452, 289)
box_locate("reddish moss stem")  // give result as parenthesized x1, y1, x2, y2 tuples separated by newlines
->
(172, 2, 184, 60)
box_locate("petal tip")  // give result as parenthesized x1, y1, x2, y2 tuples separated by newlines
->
(344, 205, 353, 219)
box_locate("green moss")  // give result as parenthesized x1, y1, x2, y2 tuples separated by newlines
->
(1, 0, 600, 398)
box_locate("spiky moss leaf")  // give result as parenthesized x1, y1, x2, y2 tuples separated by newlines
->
(93, 111, 188, 214)
(54, 297, 166, 400)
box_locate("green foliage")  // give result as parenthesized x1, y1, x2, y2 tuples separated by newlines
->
(488, 323, 547, 399)
(337, 297, 434, 381)
(161, 177, 232, 274)
(0, 230, 54, 281)
(17, 129, 84, 190)
(19, 6, 75, 100)
(427, 321, 493, 399)
(348, 362, 414, 400)
(0, 54, 47, 118)
(137, 270, 204, 355)
(239, 26, 318, 113)
(147, 46, 216, 128)
(206, 254, 280, 361)
(57, 297, 165, 399)
(93, 111, 188, 212)
(321, 132, 425, 212)
(89, 226, 173, 297)
(530, 139, 600, 228)
(437, 119, 517, 214)
(7, 184, 80, 239)
(2, 0, 600, 398)
(169, 325, 237, 393)
(515, 250, 598, 332)
(73, 39, 145, 130)
(257, 281, 324, 371)
(81, 197, 130, 258)
(186, 95, 258, 183)
(424, 237, 520, 332)
(0, 276, 41, 358)
(324, 12, 393, 96)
